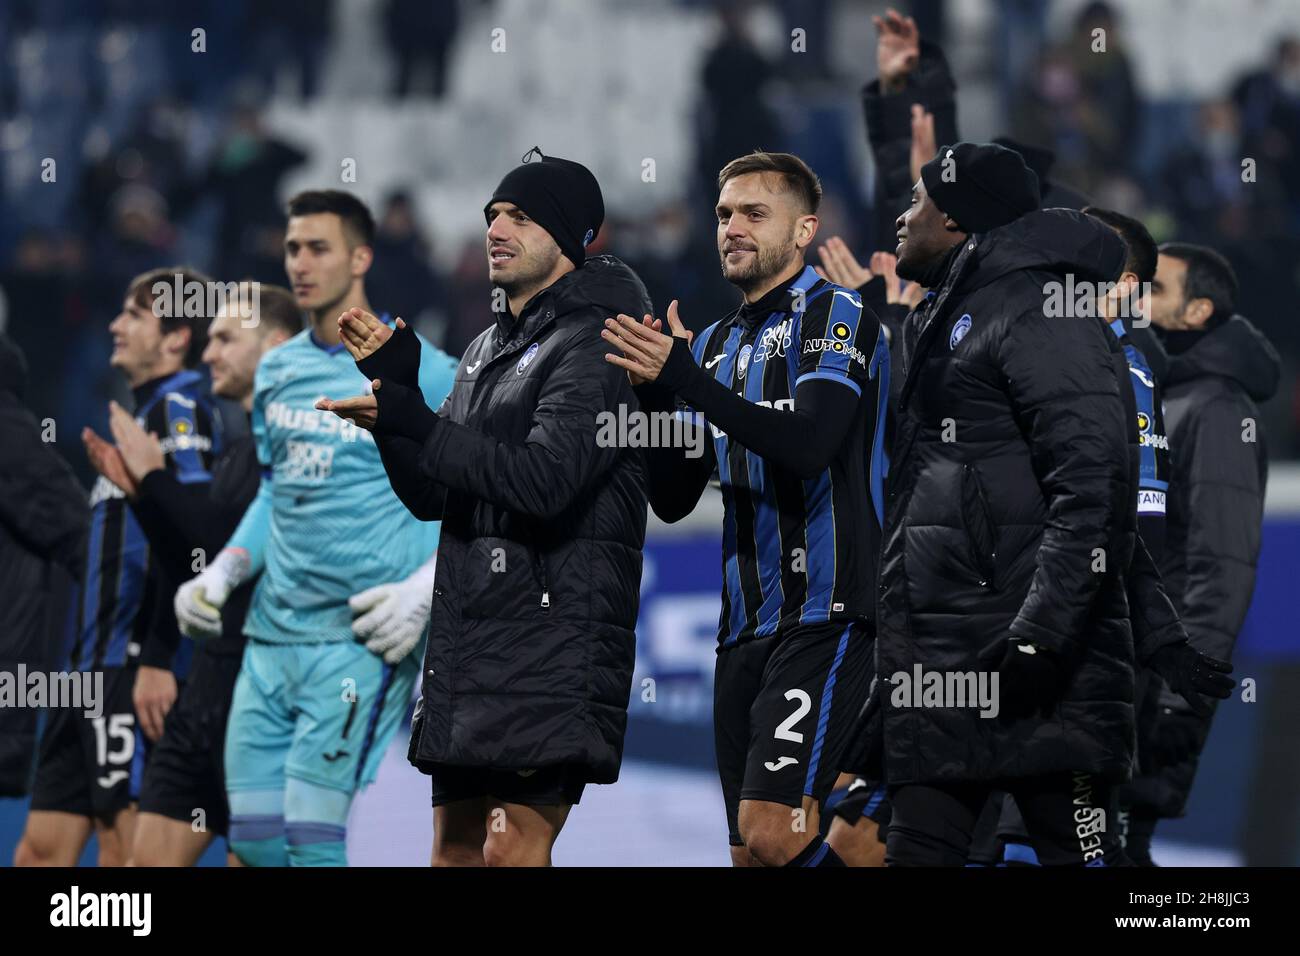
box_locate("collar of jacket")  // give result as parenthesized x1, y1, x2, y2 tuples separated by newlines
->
(493, 282, 563, 357)
(1163, 314, 1281, 402)
(897, 237, 978, 411)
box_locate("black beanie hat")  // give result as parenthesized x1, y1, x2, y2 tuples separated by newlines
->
(484, 147, 604, 268)
(920, 142, 1041, 234)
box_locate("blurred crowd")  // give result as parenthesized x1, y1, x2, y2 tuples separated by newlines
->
(1, 0, 1297, 478)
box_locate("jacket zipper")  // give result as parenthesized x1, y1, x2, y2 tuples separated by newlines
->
(962, 464, 997, 587)
(535, 552, 551, 609)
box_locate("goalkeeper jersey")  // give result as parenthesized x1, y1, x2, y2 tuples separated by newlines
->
(229, 321, 457, 643)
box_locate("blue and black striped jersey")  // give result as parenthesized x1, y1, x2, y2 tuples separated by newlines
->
(69, 369, 220, 672)
(685, 265, 890, 647)
(1109, 319, 1169, 516)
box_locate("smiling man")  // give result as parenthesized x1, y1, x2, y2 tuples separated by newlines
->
(875, 143, 1231, 866)
(318, 149, 653, 867)
(16, 267, 219, 867)
(81, 283, 302, 866)
(602, 150, 890, 867)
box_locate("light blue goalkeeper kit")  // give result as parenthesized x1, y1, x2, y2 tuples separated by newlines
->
(224, 320, 457, 866)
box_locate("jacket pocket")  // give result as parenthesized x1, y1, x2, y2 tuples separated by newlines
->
(961, 464, 998, 588)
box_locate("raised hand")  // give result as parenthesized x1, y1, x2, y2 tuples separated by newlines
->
(909, 103, 937, 184)
(338, 308, 405, 363)
(107, 400, 164, 482)
(602, 300, 693, 387)
(874, 7, 920, 93)
(816, 236, 873, 289)
(82, 427, 137, 498)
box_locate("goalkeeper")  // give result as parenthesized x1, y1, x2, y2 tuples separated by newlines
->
(175, 191, 457, 866)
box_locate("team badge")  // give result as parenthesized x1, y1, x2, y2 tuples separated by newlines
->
(950, 313, 972, 350)
(517, 342, 540, 375)
(737, 343, 752, 379)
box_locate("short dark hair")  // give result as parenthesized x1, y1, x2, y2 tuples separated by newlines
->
(1158, 241, 1238, 319)
(285, 190, 376, 247)
(1083, 206, 1157, 284)
(224, 281, 303, 339)
(718, 151, 822, 214)
(128, 265, 215, 368)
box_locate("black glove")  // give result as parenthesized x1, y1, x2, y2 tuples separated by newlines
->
(372, 380, 438, 443)
(1148, 708, 1204, 766)
(1145, 642, 1233, 718)
(357, 319, 422, 387)
(994, 640, 1066, 721)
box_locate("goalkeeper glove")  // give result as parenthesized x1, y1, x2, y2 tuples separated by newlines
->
(349, 559, 436, 664)
(174, 548, 252, 639)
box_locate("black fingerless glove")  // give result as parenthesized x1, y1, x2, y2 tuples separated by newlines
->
(373, 381, 439, 444)
(658, 336, 701, 393)
(357, 320, 422, 388)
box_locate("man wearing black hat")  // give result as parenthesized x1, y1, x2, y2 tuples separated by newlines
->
(319, 149, 654, 866)
(876, 142, 1232, 865)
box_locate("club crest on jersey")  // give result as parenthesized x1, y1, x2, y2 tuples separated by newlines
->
(950, 313, 972, 350)
(517, 342, 540, 375)
(736, 343, 752, 379)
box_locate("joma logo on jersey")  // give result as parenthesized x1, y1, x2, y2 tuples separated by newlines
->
(266, 401, 370, 444)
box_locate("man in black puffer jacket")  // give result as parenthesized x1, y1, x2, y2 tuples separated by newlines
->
(319, 150, 652, 866)
(1130, 243, 1280, 854)
(0, 334, 89, 797)
(878, 142, 1232, 866)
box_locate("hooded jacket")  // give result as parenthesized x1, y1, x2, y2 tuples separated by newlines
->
(877, 209, 1186, 785)
(0, 335, 89, 795)
(372, 256, 653, 784)
(1129, 315, 1280, 816)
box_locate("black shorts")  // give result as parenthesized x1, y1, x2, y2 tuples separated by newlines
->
(138, 646, 242, 837)
(829, 777, 892, 830)
(429, 763, 587, 808)
(29, 665, 145, 825)
(714, 620, 874, 846)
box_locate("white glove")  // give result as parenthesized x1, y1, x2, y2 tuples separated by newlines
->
(349, 559, 435, 664)
(174, 548, 251, 639)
